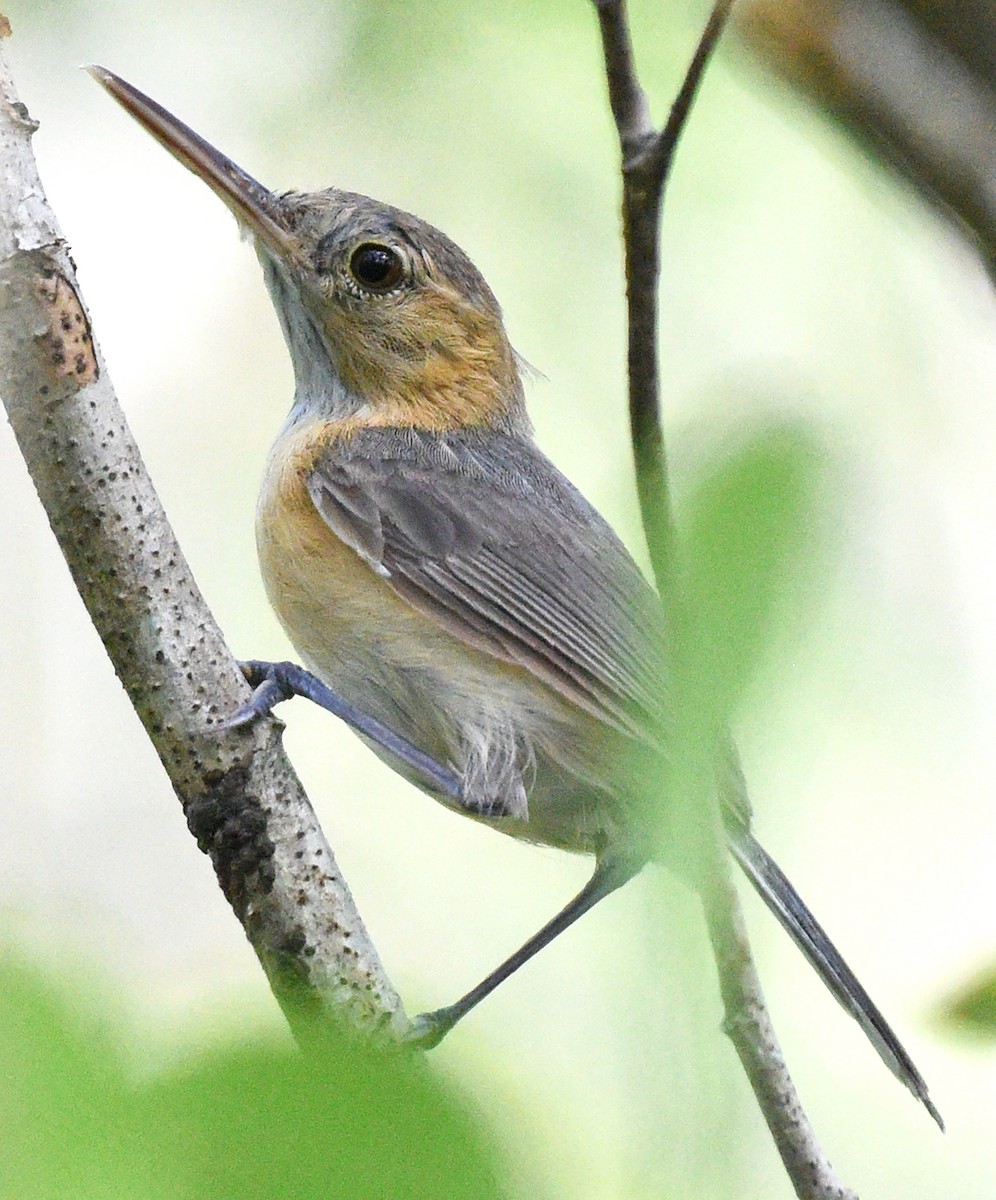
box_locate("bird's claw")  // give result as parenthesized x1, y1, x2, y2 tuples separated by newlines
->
(213, 661, 292, 732)
(402, 1008, 458, 1051)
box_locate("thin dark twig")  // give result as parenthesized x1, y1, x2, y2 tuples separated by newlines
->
(651, 0, 736, 177)
(593, 3, 859, 1198)
(598, 0, 736, 593)
(594, 0, 655, 160)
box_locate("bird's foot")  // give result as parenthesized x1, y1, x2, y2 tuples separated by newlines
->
(214, 660, 303, 730)
(215, 659, 464, 801)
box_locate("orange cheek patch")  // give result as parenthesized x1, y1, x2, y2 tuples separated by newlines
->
(320, 288, 520, 432)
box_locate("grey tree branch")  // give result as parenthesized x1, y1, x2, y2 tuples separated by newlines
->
(739, 0, 996, 275)
(593, 3, 858, 1197)
(0, 25, 407, 1047)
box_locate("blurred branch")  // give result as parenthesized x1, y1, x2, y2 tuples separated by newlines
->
(0, 26, 407, 1045)
(593, 3, 858, 1197)
(739, 0, 996, 274)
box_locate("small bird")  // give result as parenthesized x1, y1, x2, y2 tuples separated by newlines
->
(91, 66, 940, 1126)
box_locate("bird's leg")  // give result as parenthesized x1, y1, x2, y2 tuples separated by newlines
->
(408, 854, 644, 1049)
(217, 659, 464, 801)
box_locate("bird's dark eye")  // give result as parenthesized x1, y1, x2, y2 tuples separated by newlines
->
(349, 243, 404, 291)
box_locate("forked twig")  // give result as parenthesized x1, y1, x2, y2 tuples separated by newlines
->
(593, 3, 859, 1196)
(595, 0, 733, 592)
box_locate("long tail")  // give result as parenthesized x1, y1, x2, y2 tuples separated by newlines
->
(728, 825, 943, 1130)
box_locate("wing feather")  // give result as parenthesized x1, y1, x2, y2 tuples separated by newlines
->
(306, 426, 669, 736)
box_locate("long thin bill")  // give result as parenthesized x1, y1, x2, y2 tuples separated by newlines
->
(87, 66, 302, 264)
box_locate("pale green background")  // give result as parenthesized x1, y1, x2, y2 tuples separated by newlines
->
(2, 1, 995, 1195)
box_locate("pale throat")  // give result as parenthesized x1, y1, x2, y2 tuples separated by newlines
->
(260, 252, 367, 428)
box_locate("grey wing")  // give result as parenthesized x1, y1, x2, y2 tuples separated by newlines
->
(306, 426, 669, 738)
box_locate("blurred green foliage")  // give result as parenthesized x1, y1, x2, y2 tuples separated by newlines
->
(644, 423, 822, 852)
(941, 966, 996, 1040)
(615, 423, 824, 899)
(0, 959, 508, 1200)
(680, 423, 820, 727)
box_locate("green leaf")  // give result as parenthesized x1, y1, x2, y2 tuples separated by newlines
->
(638, 424, 824, 855)
(939, 965, 996, 1038)
(676, 422, 823, 730)
(0, 958, 507, 1200)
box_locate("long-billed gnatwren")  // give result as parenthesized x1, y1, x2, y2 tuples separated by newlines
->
(89, 65, 940, 1127)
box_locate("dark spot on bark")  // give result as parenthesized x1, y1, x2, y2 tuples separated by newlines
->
(279, 928, 307, 958)
(185, 762, 277, 917)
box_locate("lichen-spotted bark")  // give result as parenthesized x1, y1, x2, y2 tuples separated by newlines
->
(0, 34, 405, 1040)
(33, 268, 97, 383)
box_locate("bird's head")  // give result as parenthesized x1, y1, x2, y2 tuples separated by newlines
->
(90, 68, 527, 433)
